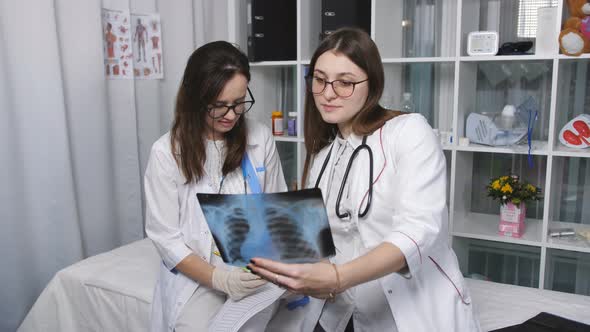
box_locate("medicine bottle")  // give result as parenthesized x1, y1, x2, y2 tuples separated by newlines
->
(272, 111, 284, 136)
(287, 112, 297, 136)
(400, 92, 415, 113)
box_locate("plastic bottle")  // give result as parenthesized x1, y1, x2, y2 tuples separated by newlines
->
(400, 92, 415, 113)
(500, 104, 516, 129)
(272, 111, 284, 136)
(287, 112, 297, 136)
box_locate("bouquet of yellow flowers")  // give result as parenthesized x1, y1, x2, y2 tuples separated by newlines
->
(486, 174, 542, 205)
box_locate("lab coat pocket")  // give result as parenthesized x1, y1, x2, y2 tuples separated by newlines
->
(428, 255, 471, 305)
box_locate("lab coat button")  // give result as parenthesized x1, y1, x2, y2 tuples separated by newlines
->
(388, 289, 393, 294)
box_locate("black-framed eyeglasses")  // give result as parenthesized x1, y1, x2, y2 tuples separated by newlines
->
(207, 87, 255, 119)
(305, 75, 368, 98)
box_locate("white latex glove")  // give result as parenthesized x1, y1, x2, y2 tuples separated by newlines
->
(212, 267, 267, 301)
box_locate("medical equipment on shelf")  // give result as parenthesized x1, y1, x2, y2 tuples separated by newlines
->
(466, 108, 527, 146)
(558, 114, 590, 149)
(467, 31, 499, 56)
(459, 137, 470, 146)
(548, 228, 576, 238)
(466, 97, 539, 167)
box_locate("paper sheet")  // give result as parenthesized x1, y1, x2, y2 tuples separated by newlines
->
(208, 284, 285, 332)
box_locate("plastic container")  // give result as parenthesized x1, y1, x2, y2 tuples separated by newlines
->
(287, 112, 297, 136)
(499, 105, 516, 130)
(272, 111, 284, 136)
(400, 92, 415, 113)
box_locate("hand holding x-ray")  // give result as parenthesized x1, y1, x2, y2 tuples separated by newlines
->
(212, 267, 267, 301)
(248, 258, 339, 300)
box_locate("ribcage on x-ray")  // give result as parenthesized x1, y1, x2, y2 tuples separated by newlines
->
(265, 207, 319, 261)
(224, 207, 249, 263)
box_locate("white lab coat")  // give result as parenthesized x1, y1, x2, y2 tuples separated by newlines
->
(144, 120, 319, 332)
(307, 114, 481, 332)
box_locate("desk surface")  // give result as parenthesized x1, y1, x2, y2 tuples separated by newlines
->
(19, 239, 590, 332)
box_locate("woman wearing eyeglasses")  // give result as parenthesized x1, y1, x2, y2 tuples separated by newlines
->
(144, 41, 311, 332)
(248, 28, 481, 331)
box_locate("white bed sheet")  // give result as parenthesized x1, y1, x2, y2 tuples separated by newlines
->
(18, 239, 590, 331)
(18, 239, 159, 332)
(468, 277, 590, 331)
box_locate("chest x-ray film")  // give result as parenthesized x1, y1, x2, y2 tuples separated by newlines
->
(197, 188, 335, 266)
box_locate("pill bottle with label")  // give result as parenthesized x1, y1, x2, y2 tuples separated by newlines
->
(272, 111, 284, 136)
(287, 112, 297, 136)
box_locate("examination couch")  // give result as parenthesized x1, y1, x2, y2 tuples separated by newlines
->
(18, 239, 590, 331)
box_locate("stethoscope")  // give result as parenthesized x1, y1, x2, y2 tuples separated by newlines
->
(314, 135, 373, 219)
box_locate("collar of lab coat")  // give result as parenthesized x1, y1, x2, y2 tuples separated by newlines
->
(246, 120, 261, 147)
(338, 130, 364, 149)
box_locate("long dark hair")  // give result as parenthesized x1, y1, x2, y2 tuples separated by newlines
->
(171, 41, 250, 184)
(302, 27, 401, 184)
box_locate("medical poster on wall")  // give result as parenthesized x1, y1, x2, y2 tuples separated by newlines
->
(101, 8, 133, 79)
(130, 13, 164, 79)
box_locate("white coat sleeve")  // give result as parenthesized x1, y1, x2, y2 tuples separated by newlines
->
(383, 115, 447, 276)
(262, 128, 288, 193)
(144, 145, 192, 271)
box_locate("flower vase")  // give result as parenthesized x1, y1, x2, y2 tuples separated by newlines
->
(498, 202, 526, 238)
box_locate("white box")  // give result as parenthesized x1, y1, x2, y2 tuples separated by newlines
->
(467, 31, 499, 56)
(535, 7, 559, 55)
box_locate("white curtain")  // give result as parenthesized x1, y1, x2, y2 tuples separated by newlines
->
(0, 0, 228, 330)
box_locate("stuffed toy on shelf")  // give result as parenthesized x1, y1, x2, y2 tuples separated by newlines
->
(559, 0, 590, 56)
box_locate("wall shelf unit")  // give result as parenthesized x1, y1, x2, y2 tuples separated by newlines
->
(227, 0, 590, 296)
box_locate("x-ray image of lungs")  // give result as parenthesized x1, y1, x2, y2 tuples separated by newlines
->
(198, 188, 335, 266)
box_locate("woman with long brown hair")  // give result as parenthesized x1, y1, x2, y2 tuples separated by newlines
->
(248, 28, 481, 331)
(144, 41, 311, 332)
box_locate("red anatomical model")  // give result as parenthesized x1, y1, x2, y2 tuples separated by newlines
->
(573, 121, 590, 145)
(573, 121, 590, 138)
(564, 130, 583, 145)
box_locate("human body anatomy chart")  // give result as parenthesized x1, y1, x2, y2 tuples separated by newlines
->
(131, 13, 163, 79)
(102, 9, 133, 79)
(101, 9, 163, 80)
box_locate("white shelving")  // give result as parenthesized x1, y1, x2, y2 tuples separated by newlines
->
(552, 146, 590, 158)
(250, 61, 298, 67)
(453, 212, 543, 246)
(459, 55, 555, 62)
(273, 136, 303, 143)
(454, 140, 549, 156)
(381, 57, 456, 63)
(546, 220, 590, 254)
(228, 0, 590, 296)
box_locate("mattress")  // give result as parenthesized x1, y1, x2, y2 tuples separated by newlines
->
(18, 239, 159, 332)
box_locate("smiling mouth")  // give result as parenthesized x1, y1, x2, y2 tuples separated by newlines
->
(322, 104, 340, 111)
(218, 120, 235, 127)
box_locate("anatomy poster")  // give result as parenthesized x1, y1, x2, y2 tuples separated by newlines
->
(197, 188, 336, 267)
(131, 13, 163, 79)
(101, 9, 133, 79)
